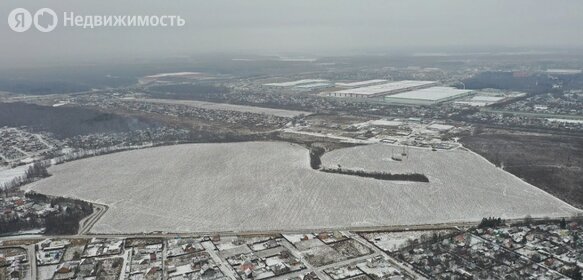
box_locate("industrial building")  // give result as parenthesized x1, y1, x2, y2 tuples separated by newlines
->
(384, 87, 474, 105)
(327, 80, 438, 98)
(263, 79, 329, 87)
(294, 82, 333, 90)
(336, 79, 387, 88)
(546, 69, 582, 75)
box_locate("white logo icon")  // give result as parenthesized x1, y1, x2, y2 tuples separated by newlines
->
(33, 8, 58, 32)
(8, 8, 58, 32)
(8, 8, 32, 32)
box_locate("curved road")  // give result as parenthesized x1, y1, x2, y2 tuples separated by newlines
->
(78, 203, 109, 234)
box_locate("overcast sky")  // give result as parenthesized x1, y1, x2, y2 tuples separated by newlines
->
(2, 0, 583, 68)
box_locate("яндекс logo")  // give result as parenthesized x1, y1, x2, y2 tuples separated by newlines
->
(8, 8, 57, 32)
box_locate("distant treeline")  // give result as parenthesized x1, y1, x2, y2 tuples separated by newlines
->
(320, 167, 429, 182)
(0, 79, 90, 95)
(148, 83, 230, 101)
(0, 102, 161, 139)
(463, 72, 557, 94)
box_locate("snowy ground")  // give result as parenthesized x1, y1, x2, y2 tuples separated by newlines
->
(0, 164, 29, 187)
(361, 230, 454, 252)
(25, 142, 581, 233)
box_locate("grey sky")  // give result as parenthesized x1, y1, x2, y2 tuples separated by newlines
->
(1, 0, 583, 67)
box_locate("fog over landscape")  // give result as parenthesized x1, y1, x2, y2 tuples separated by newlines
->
(2, 0, 583, 68)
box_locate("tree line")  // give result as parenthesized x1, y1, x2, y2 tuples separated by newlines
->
(320, 167, 430, 182)
(309, 146, 429, 182)
(1, 162, 51, 191)
(309, 146, 325, 169)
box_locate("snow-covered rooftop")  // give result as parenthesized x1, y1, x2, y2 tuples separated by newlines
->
(332, 80, 437, 96)
(264, 79, 329, 87)
(546, 69, 582, 75)
(471, 96, 505, 102)
(336, 79, 387, 87)
(295, 82, 331, 89)
(386, 87, 472, 101)
(145, 72, 202, 78)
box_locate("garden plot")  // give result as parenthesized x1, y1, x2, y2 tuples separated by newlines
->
(361, 230, 456, 252)
(25, 142, 580, 233)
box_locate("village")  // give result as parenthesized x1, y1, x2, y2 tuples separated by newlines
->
(0, 218, 581, 280)
(0, 127, 61, 167)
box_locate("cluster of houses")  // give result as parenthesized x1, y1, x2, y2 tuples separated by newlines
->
(65, 127, 192, 150)
(35, 238, 124, 280)
(283, 233, 373, 268)
(324, 256, 405, 280)
(503, 91, 583, 117)
(126, 239, 164, 279)
(0, 191, 59, 234)
(475, 222, 582, 277)
(0, 127, 58, 165)
(216, 236, 304, 280)
(3, 222, 580, 279)
(394, 221, 582, 279)
(1, 192, 55, 219)
(0, 248, 29, 280)
(104, 100, 292, 131)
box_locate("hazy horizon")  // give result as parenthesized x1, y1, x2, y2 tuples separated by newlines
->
(2, 0, 583, 68)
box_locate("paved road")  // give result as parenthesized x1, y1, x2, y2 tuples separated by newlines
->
(78, 203, 109, 234)
(118, 249, 131, 280)
(26, 244, 37, 280)
(279, 240, 330, 280)
(7, 215, 574, 242)
(202, 241, 238, 280)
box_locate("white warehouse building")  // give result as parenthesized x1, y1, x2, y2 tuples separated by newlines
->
(327, 80, 438, 98)
(335, 79, 388, 88)
(384, 87, 474, 105)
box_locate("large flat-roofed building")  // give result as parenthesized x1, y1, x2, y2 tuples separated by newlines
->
(384, 87, 474, 105)
(295, 82, 333, 90)
(336, 79, 387, 88)
(546, 69, 582, 75)
(264, 79, 329, 87)
(327, 80, 438, 98)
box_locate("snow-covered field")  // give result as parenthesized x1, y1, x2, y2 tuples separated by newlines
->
(0, 164, 29, 187)
(25, 142, 580, 233)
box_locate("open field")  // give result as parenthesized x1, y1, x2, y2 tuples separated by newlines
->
(129, 98, 312, 118)
(461, 128, 583, 209)
(25, 142, 580, 233)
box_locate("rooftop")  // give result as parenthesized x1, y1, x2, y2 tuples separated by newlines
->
(295, 82, 331, 89)
(264, 79, 329, 87)
(386, 87, 473, 101)
(336, 80, 387, 87)
(332, 80, 437, 96)
(546, 69, 582, 75)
